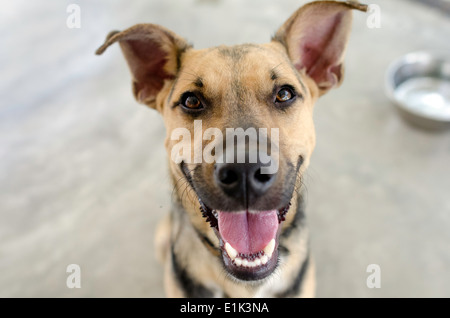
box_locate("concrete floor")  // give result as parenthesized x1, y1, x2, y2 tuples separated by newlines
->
(1, 0, 449, 297)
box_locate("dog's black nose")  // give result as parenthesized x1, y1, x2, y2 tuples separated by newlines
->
(214, 162, 276, 204)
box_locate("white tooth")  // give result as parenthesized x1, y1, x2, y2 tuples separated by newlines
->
(261, 255, 269, 265)
(242, 259, 249, 267)
(263, 239, 276, 258)
(255, 258, 261, 266)
(248, 261, 255, 267)
(234, 257, 242, 266)
(225, 242, 238, 260)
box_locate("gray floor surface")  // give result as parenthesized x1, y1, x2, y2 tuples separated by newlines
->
(1, 0, 449, 297)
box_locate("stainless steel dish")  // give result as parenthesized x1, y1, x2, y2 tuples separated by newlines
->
(385, 51, 450, 129)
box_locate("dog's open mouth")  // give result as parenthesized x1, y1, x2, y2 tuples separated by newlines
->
(199, 199, 290, 281)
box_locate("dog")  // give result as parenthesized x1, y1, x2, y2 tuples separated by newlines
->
(96, 0, 367, 297)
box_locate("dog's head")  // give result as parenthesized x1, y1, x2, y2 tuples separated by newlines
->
(97, 1, 366, 282)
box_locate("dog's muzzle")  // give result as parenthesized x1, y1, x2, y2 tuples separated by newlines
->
(181, 145, 297, 281)
(186, 157, 290, 281)
(211, 160, 282, 280)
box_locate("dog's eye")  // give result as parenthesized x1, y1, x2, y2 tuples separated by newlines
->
(275, 87, 294, 103)
(181, 93, 203, 112)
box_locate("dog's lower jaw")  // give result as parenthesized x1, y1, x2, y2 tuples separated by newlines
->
(200, 201, 291, 282)
(220, 232, 280, 282)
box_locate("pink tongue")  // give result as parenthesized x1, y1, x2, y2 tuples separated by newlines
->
(218, 210, 279, 254)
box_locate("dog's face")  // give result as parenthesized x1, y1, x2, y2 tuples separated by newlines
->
(165, 44, 317, 281)
(97, 1, 366, 282)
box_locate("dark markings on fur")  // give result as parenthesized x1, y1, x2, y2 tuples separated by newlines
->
(269, 37, 309, 95)
(276, 253, 310, 297)
(281, 192, 306, 240)
(194, 77, 204, 88)
(280, 155, 305, 239)
(270, 69, 278, 81)
(216, 44, 260, 62)
(173, 162, 198, 215)
(165, 42, 191, 106)
(217, 44, 264, 108)
(195, 229, 221, 256)
(179, 162, 220, 257)
(175, 44, 190, 72)
(180, 161, 196, 190)
(171, 247, 214, 297)
(290, 64, 308, 94)
(277, 243, 289, 256)
(167, 75, 180, 106)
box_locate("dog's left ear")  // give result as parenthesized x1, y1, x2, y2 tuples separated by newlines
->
(96, 24, 190, 109)
(274, 1, 367, 96)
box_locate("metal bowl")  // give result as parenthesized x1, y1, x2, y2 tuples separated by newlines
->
(385, 51, 450, 129)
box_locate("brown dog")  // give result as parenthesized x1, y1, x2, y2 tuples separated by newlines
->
(96, 1, 367, 297)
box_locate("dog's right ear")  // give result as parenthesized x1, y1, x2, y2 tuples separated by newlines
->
(96, 24, 190, 110)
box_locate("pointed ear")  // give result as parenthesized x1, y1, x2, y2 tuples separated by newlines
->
(274, 1, 367, 96)
(96, 24, 191, 109)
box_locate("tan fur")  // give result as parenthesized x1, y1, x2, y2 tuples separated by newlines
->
(97, 1, 367, 298)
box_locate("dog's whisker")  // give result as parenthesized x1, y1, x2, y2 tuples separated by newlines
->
(178, 69, 201, 81)
(175, 178, 191, 201)
(171, 175, 188, 199)
(183, 184, 198, 207)
(171, 165, 200, 208)
(270, 62, 283, 74)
